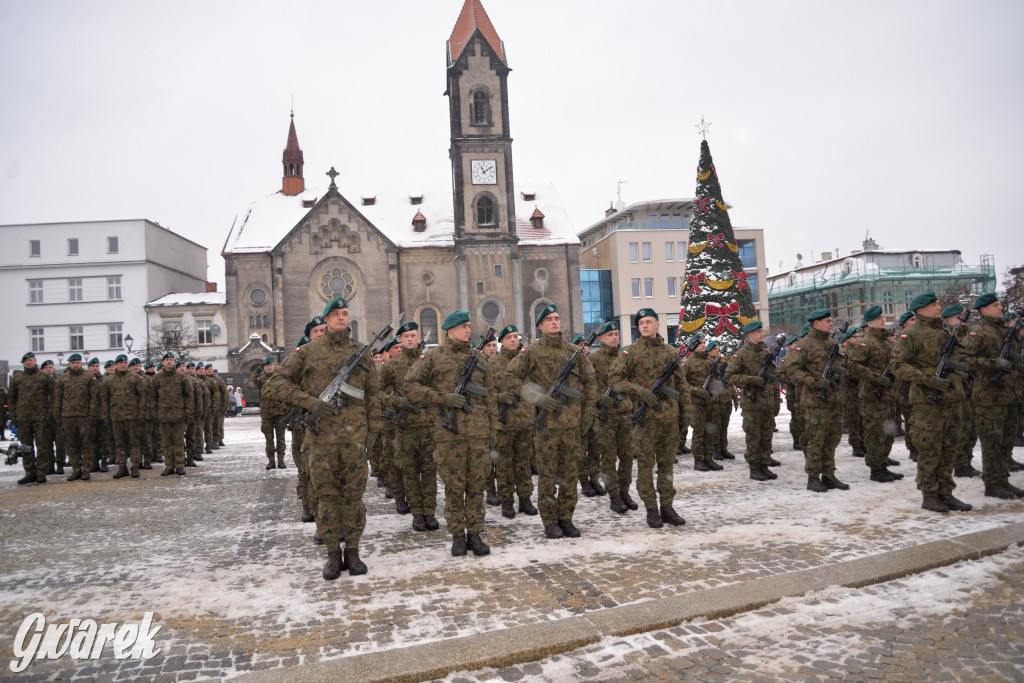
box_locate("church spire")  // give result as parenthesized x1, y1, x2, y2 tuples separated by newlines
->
(448, 0, 505, 65)
(282, 111, 305, 196)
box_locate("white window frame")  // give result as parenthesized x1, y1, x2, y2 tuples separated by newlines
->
(29, 240, 40, 257)
(69, 326, 84, 351)
(628, 242, 639, 263)
(29, 280, 43, 304)
(631, 278, 641, 298)
(68, 278, 83, 302)
(197, 320, 213, 345)
(107, 276, 122, 300)
(643, 277, 654, 298)
(31, 328, 45, 352)
(108, 323, 123, 349)
(665, 242, 674, 261)
(667, 277, 677, 297)
(641, 242, 652, 263)
(677, 241, 687, 261)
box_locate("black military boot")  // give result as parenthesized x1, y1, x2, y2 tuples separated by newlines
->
(322, 550, 343, 580)
(384, 487, 394, 500)
(153, 455, 164, 463)
(16, 473, 38, 485)
(938, 495, 973, 511)
(954, 465, 980, 478)
(543, 523, 564, 539)
(719, 450, 736, 460)
(185, 456, 196, 468)
(518, 497, 539, 515)
(451, 534, 468, 556)
(130, 465, 140, 478)
(807, 475, 828, 493)
(36, 474, 46, 484)
(590, 473, 607, 496)
(48, 463, 56, 475)
(822, 474, 850, 490)
(194, 452, 204, 461)
(1009, 459, 1024, 473)
(558, 519, 581, 538)
(1004, 482, 1024, 498)
(984, 484, 1017, 499)
(467, 532, 491, 555)
(266, 460, 275, 470)
(646, 508, 664, 528)
(620, 491, 639, 511)
(851, 447, 866, 458)
(301, 505, 315, 523)
(205, 446, 213, 454)
(694, 460, 712, 472)
(579, 477, 597, 497)
(761, 466, 778, 480)
(278, 455, 287, 469)
(67, 470, 82, 482)
(870, 469, 894, 483)
(141, 461, 152, 470)
(345, 548, 368, 575)
(80, 470, 91, 481)
(485, 488, 500, 506)
(609, 496, 628, 514)
(660, 505, 685, 526)
(769, 457, 782, 467)
(909, 451, 918, 462)
(90, 462, 101, 473)
(887, 457, 901, 467)
(501, 500, 515, 519)
(424, 514, 440, 530)
(412, 514, 427, 531)
(793, 440, 801, 450)
(679, 444, 692, 455)
(395, 497, 410, 515)
(706, 458, 724, 471)
(218, 440, 225, 447)
(313, 528, 324, 545)
(749, 467, 771, 482)
(175, 467, 186, 475)
(160, 467, 175, 476)
(883, 468, 904, 480)
(55, 464, 65, 474)
(99, 459, 109, 472)
(376, 476, 386, 488)
(921, 495, 949, 513)
(113, 464, 130, 479)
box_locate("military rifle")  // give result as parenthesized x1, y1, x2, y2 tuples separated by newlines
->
(815, 321, 850, 401)
(532, 329, 599, 435)
(747, 330, 788, 400)
(992, 313, 1022, 388)
(497, 333, 523, 425)
(631, 334, 701, 426)
(298, 314, 403, 437)
(926, 309, 971, 406)
(5, 442, 32, 466)
(440, 326, 495, 435)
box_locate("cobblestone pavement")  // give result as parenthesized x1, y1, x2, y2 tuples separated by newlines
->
(450, 545, 1024, 682)
(1, 412, 1023, 680)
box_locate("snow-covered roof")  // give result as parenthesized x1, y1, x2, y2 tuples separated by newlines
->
(146, 292, 226, 307)
(222, 182, 578, 255)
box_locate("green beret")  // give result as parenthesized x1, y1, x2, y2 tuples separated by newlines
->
(114, 354, 128, 363)
(40, 359, 53, 368)
(1008, 311, 1019, 320)
(806, 309, 831, 322)
(88, 357, 101, 366)
(972, 292, 999, 310)
(535, 303, 558, 327)
(442, 310, 471, 331)
(785, 336, 799, 346)
(798, 323, 810, 338)
(634, 307, 659, 326)
(304, 316, 324, 337)
(941, 303, 964, 318)
(175, 360, 184, 368)
(596, 320, 618, 336)
(382, 338, 400, 352)
(498, 324, 519, 341)
(321, 297, 348, 318)
(67, 353, 83, 363)
(262, 356, 275, 366)
(909, 291, 937, 311)
(185, 362, 196, 368)
(705, 339, 719, 352)
(863, 305, 883, 323)
(161, 352, 175, 361)
(571, 333, 585, 345)
(396, 321, 419, 336)
(295, 335, 310, 348)
(144, 361, 155, 369)
(129, 358, 142, 366)
(741, 320, 762, 334)
(21, 352, 35, 362)
(104, 360, 115, 368)
(898, 311, 915, 326)
(469, 341, 477, 349)
(840, 328, 858, 343)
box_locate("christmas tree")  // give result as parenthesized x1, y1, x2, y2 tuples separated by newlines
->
(678, 130, 758, 351)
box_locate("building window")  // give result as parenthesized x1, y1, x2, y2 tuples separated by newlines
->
(667, 277, 677, 297)
(249, 316, 256, 328)
(30, 240, 40, 257)
(631, 278, 641, 298)
(476, 196, 495, 227)
(317, 267, 357, 302)
(628, 242, 639, 263)
(261, 334, 268, 343)
(249, 288, 268, 305)
(108, 324, 123, 349)
(68, 238, 79, 256)
(748, 277, 759, 303)
(580, 269, 615, 335)
(665, 242, 674, 261)
(644, 278, 654, 297)
(107, 276, 121, 300)
(197, 320, 213, 345)
(107, 236, 119, 254)
(678, 241, 687, 261)
(471, 89, 491, 125)
(69, 326, 84, 351)
(262, 315, 269, 327)
(738, 240, 756, 269)
(480, 299, 501, 324)
(642, 242, 652, 262)
(493, 264, 503, 278)
(29, 280, 43, 304)
(476, 281, 486, 295)
(419, 308, 439, 344)
(68, 278, 83, 302)
(31, 328, 45, 352)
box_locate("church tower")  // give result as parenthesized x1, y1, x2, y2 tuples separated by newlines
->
(281, 112, 305, 196)
(446, 0, 522, 331)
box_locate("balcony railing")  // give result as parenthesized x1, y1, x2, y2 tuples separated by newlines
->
(768, 264, 996, 298)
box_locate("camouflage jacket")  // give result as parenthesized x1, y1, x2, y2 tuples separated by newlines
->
(724, 341, 775, 410)
(100, 370, 146, 421)
(250, 368, 287, 419)
(847, 326, 895, 404)
(966, 314, 1017, 406)
(136, 371, 156, 420)
(151, 367, 195, 422)
(786, 327, 847, 409)
(589, 342, 634, 421)
(210, 373, 229, 412)
(405, 338, 497, 442)
(490, 345, 534, 430)
(891, 315, 965, 406)
(190, 374, 210, 417)
(54, 368, 96, 418)
(380, 347, 433, 430)
(201, 375, 222, 416)
(267, 327, 382, 447)
(9, 367, 54, 422)
(683, 351, 730, 405)
(506, 333, 596, 430)
(776, 351, 799, 402)
(609, 334, 682, 423)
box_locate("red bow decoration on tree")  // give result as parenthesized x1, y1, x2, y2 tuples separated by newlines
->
(686, 273, 706, 296)
(707, 233, 725, 248)
(730, 269, 750, 292)
(694, 198, 713, 213)
(705, 301, 739, 335)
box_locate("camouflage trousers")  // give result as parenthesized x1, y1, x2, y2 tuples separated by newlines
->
(534, 427, 580, 526)
(300, 430, 319, 512)
(434, 439, 488, 536)
(844, 394, 864, 450)
(634, 419, 679, 510)
(596, 417, 633, 499)
(741, 404, 774, 467)
(690, 400, 720, 463)
(158, 421, 187, 469)
(787, 393, 804, 446)
(16, 417, 53, 477)
(952, 398, 978, 469)
(909, 402, 957, 496)
(718, 402, 733, 454)
(94, 419, 114, 464)
(63, 417, 95, 473)
(138, 419, 154, 466)
(901, 400, 917, 454)
(396, 426, 437, 515)
(976, 404, 1017, 489)
(309, 441, 367, 551)
(382, 425, 405, 499)
(111, 419, 141, 468)
(204, 412, 216, 452)
(292, 427, 308, 506)
(185, 417, 200, 457)
(214, 410, 225, 444)
(260, 417, 287, 462)
(495, 428, 534, 502)
(860, 401, 897, 471)
(48, 417, 65, 467)
(578, 424, 603, 487)
(803, 406, 842, 477)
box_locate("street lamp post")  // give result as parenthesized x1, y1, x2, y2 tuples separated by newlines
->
(56, 351, 64, 367)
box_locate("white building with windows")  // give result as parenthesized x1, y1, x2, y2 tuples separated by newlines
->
(0, 219, 208, 381)
(144, 292, 229, 372)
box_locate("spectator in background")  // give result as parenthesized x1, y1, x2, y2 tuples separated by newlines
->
(227, 385, 236, 416)
(234, 386, 245, 416)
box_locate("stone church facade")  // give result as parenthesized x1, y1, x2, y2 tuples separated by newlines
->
(222, 0, 582, 375)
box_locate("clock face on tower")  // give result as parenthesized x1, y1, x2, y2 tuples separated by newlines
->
(471, 159, 497, 185)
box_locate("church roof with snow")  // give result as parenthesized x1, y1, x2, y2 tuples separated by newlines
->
(146, 292, 226, 307)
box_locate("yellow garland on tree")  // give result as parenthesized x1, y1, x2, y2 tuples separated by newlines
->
(680, 317, 707, 333)
(716, 201, 729, 211)
(726, 242, 739, 253)
(707, 278, 735, 290)
(688, 242, 707, 254)
(737, 315, 759, 326)
(697, 170, 711, 181)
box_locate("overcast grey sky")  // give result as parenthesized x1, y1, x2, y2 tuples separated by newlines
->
(2, 0, 1022, 290)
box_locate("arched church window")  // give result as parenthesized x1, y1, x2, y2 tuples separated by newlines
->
(476, 196, 495, 227)
(419, 308, 439, 344)
(249, 316, 255, 328)
(262, 315, 269, 327)
(472, 90, 490, 125)
(318, 266, 357, 302)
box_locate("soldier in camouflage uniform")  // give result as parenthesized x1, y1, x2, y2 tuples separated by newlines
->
(267, 297, 380, 579)
(846, 306, 904, 483)
(591, 320, 639, 514)
(131, 359, 156, 469)
(406, 310, 496, 556)
(945, 306, 981, 479)
(965, 293, 1023, 499)
(100, 354, 146, 479)
(187, 363, 211, 461)
(841, 328, 866, 458)
(381, 322, 440, 531)
(895, 311, 918, 461)
(892, 292, 972, 512)
(571, 333, 605, 498)
(40, 360, 65, 475)
(714, 360, 737, 462)
(378, 338, 409, 513)
(152, 352, 194, 476)
(610, 309, 687, 528)
(724, 320, 780, 482)
(684, 339, 725, 471)
(87, 359, 111, 472)
(211, 367, 228, 447)
(480, 335, 502, 506)
(786, 309, 851, 493)
(507, 304, 596, 539)
(9, 352, 55, 484)
(54, 354, 97, 480)
(251, 357, 288, 470)
(200, 366, 218, 454)
(491, 324, 539, 518)
(289, 317, 325, 523)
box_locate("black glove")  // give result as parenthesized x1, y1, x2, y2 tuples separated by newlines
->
(393, 396, 415, 411)
(441, 393, 466, 409)
(309, 399, 336, 417)
(764, 373, 777, 385)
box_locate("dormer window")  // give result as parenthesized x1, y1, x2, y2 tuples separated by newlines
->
(530, 206, 545, 229)
(521, 191, 536, 202)
(412, 210, 427, 232)
(302, 196, 317, 208)
(410, 194, 423, 205)
(362, 196, 376, 206)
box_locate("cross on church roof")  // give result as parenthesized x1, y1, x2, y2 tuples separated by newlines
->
(326, 167, 339, 189)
